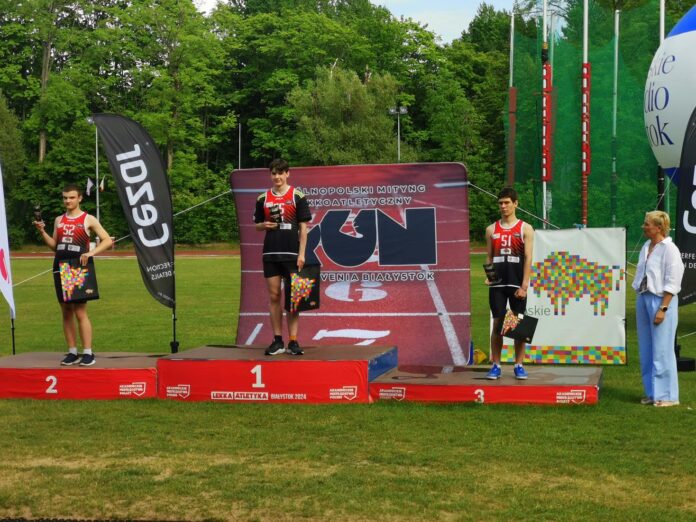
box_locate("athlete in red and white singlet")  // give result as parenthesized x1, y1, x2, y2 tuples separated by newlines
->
(33, 184, 113, 366)
(261, 187, 298, 224)
(484, 188, 534, 380)
(54, 211, 91, 260)
(489, 218, 527, 289)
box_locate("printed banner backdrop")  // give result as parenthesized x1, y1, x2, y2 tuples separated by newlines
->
(502, 228, 626, 364)
(230, 163, 471, 366)
(675, 106, 696, 305)
(0, 164, 15, 319)
(92, 114, 175, 308)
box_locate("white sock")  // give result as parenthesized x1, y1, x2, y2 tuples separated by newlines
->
(68, 347, 78, 355)
(83, 348, 93, 355)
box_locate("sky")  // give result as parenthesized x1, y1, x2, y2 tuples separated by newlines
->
(194, 1, 516, 44)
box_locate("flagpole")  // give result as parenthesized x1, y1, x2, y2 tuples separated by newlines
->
(506, 5, 516, 186)
(170, 235, 178, 354)
(11, 318, 15, 355)
(95, 125, 100, 223)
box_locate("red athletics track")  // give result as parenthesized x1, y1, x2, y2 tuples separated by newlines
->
(231, 163, 471, 366)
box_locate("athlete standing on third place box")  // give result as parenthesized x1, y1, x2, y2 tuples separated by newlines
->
(485, 187, 534, 380)
(254, 159, 312, 356)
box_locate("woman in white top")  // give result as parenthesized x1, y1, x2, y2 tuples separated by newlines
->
(632, 211, 684, 407)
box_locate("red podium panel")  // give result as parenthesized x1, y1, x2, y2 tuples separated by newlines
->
(0, 352, 160, 400)
(370, 365, 602, 405)
(158, 345, 397, 403)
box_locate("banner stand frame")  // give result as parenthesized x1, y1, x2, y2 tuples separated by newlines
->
(10, 318, 15, 355)
(170, 306, 179, 354)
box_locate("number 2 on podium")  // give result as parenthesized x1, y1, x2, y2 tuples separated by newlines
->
(45, 375, 58, 395)
(251, 365, 266, 388)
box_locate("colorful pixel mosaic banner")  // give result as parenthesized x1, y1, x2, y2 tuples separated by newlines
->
(503, 228, 626, 365)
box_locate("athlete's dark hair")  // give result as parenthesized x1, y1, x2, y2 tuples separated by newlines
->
(269, 158, 289, 174)
(497, 187, 518, 202)
(62, 183, 83, 196)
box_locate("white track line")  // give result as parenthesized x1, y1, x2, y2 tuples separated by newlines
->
(245, 323, 263, 344)
(420, 264, 467, 365)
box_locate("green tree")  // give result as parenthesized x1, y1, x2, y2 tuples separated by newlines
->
(288, 66, 412, 165)
(0, 93, 27, 245)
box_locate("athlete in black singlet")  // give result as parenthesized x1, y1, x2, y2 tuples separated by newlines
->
(254, 159, 311, 356)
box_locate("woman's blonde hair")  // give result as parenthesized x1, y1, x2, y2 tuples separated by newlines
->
(645, 210, 671, 236)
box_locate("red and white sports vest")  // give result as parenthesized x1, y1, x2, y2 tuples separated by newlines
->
(55, 212, 90, 259)
(262, 187, 298, 224)
(490, 219, 526, 288)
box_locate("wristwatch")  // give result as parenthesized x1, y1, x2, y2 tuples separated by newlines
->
(660, 306, 668, 312)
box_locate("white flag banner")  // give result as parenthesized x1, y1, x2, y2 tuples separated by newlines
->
(86, 177, 95, 196)
(502, 228, 626, 365)
(0, 164, 16, 319)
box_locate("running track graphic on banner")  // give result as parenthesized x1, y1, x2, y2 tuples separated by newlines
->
(230, 163, 471, 366)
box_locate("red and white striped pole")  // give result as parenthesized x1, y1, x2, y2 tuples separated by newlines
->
(581, 0, 591, 226)
(541, 0, 552, 228)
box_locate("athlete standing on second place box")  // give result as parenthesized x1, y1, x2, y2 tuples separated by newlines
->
(485, 187, 534, 380)
(34, 184, 113, 366)
(254, 159, 312, 356)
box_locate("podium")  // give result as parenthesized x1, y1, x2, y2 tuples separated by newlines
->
(370, 365, 602, 405)
(158, 345, 397, 403)
(0, 352, 160, 400)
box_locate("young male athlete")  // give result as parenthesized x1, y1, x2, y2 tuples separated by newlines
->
(484, 187, 534, 379)
(34, 184, 113, 366)
(254, 159, 312, 356)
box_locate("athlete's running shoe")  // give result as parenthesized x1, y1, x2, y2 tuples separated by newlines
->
(61, 353, 81, 366)
(486, 364, 501, 380)
(265, 339, 285, 356)
(79, 353, 96, 366)
(513, 365, 528, 380)
(286, 340, 304, 356)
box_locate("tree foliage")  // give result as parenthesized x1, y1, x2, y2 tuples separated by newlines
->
(0, 0, 690, 244)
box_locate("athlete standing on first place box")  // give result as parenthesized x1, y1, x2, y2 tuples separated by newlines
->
(484, 187, 534, 380)
(254, 159, 312, 356)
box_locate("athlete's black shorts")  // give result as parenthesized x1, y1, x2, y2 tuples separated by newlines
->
(489, 286, 526, 319)
(263, 259, 298, 279)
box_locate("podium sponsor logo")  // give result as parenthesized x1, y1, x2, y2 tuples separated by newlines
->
(378, 387, 407, 401)
(329, 385, 358, 401)
(211, 391, 269, 401)
(555, 389, 587, 404)
(119, 382, 147, 397)
(166, 384, 191, 399)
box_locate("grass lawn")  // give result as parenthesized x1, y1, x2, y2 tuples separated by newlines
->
(0, 254, 694, 521)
